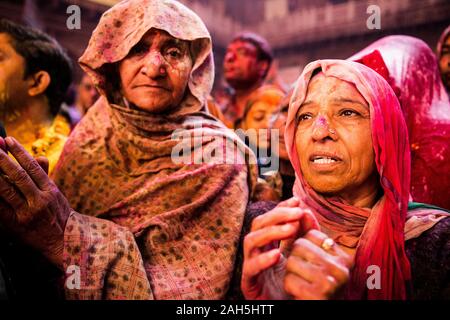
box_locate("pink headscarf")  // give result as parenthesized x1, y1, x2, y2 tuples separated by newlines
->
(349, 36, 450, 210)
(285, 60, 411, 299)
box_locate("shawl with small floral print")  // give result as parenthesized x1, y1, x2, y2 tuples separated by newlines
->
(52, 0, 257, 300)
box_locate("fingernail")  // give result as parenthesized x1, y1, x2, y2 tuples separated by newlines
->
(282, 224, 293, 232)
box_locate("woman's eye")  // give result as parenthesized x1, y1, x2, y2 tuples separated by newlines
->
(166, 48, 182, 58)
(297, 113, 312, 122)
(340, 109, 359, 117)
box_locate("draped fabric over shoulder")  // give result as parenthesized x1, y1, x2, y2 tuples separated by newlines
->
(52, 0, 257, 299)
(349, 36, 450, 210)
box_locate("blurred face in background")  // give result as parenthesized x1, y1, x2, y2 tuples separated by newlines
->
(241, 88, 283, 150)
(77, 74, 99, 114)
(242, 100, 279, 150)
(439, 33, 450, 91)
(0, 33, 29, 117)
(223, 40, 268, 90)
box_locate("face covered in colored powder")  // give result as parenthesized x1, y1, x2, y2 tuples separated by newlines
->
(0, 33, 29, 119)
(223, 40, 268, 89)
(118, 29, 193, 113)
(294, 72, 378, 199)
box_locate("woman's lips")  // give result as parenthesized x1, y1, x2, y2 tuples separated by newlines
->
(308, 152, 343, 170)
(309, 152, 342, 162)
(135, 84, 169, 91)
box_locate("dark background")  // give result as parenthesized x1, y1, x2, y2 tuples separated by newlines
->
(1, 0, 449, 88)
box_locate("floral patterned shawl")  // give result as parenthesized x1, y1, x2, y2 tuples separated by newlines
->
(52, 0, 257, 299)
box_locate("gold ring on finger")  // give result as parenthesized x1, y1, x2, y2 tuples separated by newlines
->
(321, 238, 335, 251)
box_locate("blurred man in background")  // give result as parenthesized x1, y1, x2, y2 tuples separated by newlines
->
(216, 32, 285, 129)
(0, 18, 72, 174)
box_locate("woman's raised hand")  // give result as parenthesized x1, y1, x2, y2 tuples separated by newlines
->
(241, 198, 319, 299)
(284, 229, 354, 300)
(0, 137, 71, 268)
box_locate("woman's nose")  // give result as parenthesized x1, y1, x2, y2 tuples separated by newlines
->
(142, 51, 166, 78)
(311, 116, 336, 141)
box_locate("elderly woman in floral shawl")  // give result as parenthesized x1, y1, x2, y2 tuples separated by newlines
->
(0, 0, 256, 300)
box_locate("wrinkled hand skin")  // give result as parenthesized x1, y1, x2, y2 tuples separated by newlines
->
(241, 198, 318, 299)
(0, 137, 71, 268)
(242, 197, 353, 300)
(284, 229, 354, 300)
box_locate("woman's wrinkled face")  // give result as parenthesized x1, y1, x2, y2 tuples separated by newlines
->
(118, 29, 193, 113)
(294, 73, 377, 197)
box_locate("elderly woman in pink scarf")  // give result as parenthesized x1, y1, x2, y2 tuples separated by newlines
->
(0, 0, 256, 299)
(349, 36, 450, 210)
(241, 59, 450, 300)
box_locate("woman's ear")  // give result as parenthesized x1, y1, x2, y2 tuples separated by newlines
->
(27, 71, 51, 97)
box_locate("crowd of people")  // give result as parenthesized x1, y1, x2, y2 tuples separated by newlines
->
(0, 0, 449, 300)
